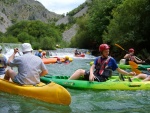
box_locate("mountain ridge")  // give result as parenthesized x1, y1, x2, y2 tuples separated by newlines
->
(0, 0, 61, 33)
(0, 0, 91, 43)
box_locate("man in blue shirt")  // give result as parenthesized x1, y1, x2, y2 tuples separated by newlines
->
(35, 49, 42, 58)
(69, 44, 135, 82)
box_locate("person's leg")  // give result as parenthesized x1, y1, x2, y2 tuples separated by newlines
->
(143, 76, 150, 81)
(68, 69, 85, 80)
(133, 74, 147, 79)
(4, 69, 17, 81)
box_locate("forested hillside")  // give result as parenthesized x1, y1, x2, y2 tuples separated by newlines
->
(0, 0, 65, 49)
(0, 0, 150, 61)
(70, 0, 150, 60)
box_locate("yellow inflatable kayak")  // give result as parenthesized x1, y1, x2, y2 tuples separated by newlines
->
(0, 79, 71, 105)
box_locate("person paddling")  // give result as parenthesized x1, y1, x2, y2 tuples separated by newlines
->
(4, 43, 48, 85)
(124, 48, 145, 64)
(56, 57, 62, 64)
(64, 56, 70, 64)
(69, 44, 135, 82)
(35, 49, 43, 58)
(74, 49, 82, 56)
(42, 51, 47, 58)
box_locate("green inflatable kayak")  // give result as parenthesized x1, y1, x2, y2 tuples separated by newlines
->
(118, 64, 150, 70)
(90, 61, 150, 70)
(41, 75, 150, 90)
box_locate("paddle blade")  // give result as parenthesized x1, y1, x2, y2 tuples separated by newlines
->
(129, 61, 138, 68)
(131, 68, 141, 75)
(115, 44, 125, 51)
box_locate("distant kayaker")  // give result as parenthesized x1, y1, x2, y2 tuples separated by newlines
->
(69, 44, 135, 82)
(124, 48, 145, 64)
(35, 49, 43, 58)
(42, 51, 47, 58)
(64, 56, 70, 64)
(4, 43, 48, 85)
(56, 57, 62, 64)
(0, 45, 7, 75)
(132, 68, 150, 81)
(74, 49, 81, 55)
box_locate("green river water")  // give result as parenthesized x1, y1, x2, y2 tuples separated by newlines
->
(0, 53, 150, 113)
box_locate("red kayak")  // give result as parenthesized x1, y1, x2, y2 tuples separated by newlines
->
(75, 54, 85, 57)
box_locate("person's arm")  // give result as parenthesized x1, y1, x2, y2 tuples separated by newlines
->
(7, 48, 18, 66)
(134, 56, 144, 63)
(40, 62, 48, 76)
(40, 70, 48, 76)
(116, 68, 136, 76)
(89, 57, 99, 81)
(89, 64, 95, 81)
(124, 54, 130, 59)
(147, 68, 150, 71)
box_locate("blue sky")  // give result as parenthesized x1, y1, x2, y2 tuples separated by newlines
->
(36, 0, 86, 14)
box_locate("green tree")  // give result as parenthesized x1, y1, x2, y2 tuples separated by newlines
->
(0, 31, 3, 37)
(70, 15, 92, 48)
(70, 0, 123, 49)
(40, 37, 56, 50)
(0, 36, 18, 43)
(103, 0, 150, 52)
(87, 0, 123, 46)
(5, 20, 62, 49)
(17, 32, 35, 43)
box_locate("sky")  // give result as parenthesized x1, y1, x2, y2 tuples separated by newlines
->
(36, 0, 86, 15)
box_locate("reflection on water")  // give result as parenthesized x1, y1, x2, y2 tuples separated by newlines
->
(1, 89, 150, 113)
(69, 89, 150, 112)
(0, 92, 71, 113)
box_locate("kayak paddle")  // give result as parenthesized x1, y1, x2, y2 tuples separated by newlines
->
(129, 61, 138, 68)
(129, 61, 142, 74)
(131, 68, 142, 74)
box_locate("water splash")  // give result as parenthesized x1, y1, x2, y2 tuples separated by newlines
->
(0, 43, 95, 59)
(0, 43, 22, 59)
(47, 48, 95, 59)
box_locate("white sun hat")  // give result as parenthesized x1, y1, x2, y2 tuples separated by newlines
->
(21, 43, 33, 52)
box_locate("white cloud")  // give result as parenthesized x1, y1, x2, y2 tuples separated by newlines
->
(36, 0, 86, 14)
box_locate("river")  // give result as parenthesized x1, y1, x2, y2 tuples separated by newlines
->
(0, 47, 150, 113)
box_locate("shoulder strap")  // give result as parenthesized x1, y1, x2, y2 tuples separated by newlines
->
(105, 56, 111, 65)
(99, 56, 111, 75)
(97, 56, 101, 64)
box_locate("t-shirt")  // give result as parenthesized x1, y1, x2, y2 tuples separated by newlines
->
(94, 56, 118, 71)
(9, 53, 47, 85)
(35, 52, 42, 58)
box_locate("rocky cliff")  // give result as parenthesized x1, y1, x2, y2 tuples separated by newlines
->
(0, 0, 61, 33)
(0, 0, 91, 43)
